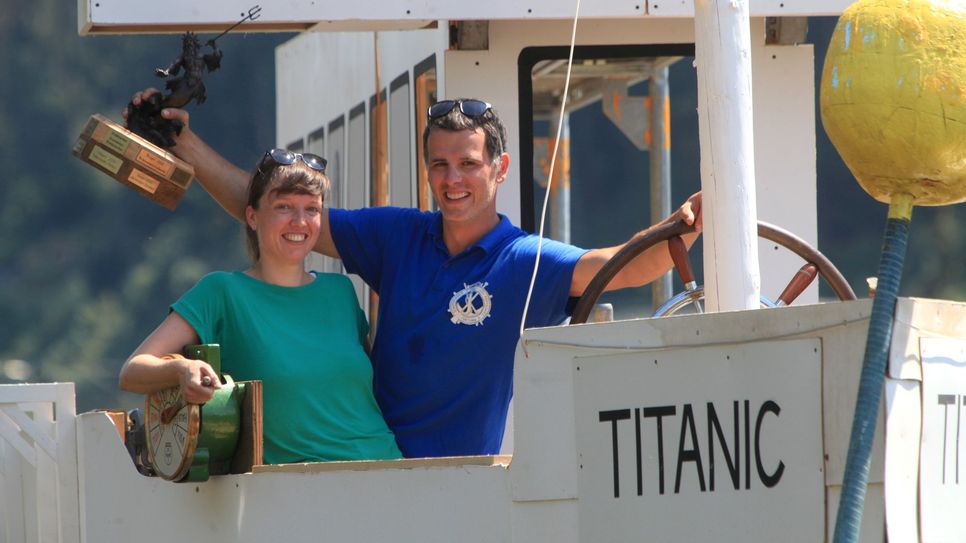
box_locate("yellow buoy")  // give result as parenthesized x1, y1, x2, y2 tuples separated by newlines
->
(820, 0, 966, 205)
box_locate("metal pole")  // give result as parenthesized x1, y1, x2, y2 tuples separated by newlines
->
(649, 66, 673, 311)
(549, 112, 571, 244)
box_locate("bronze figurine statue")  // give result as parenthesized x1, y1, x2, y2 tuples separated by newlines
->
(125, 6, 261, 148)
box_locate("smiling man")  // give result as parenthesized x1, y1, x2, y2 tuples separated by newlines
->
(128, 93, 701, 458)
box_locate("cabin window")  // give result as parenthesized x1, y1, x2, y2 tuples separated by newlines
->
(347, 103, 370, 312)
(307, 125, 341, 274)
(347, 102, 368, 212)
(307, 126, 330, 204)
(518, 44, 700, 320)
(367, 91, 389, 333)
(286, 138, 304, 152)
(413, 54, 438, 211)
(327, 116, 346, 211)
(370, 90, 389, 208)
(389, 73, 413, 208)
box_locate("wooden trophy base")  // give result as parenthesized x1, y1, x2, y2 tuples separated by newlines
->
(72, 114, 195, 210)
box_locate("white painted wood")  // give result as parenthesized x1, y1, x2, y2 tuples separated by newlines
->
(36, 442, 59, 542)
(883, 379, 921, 543)
(77, 0, 856, 35)
(0, 409, 38, 465)
(821, 311, 886, 486)
(1, 438, 28, 543)
(77, 413, 515, 543)
(514, 299, 873, 501)
(0, 383, 79, 543)
(6, 299, 966, 541)
(695, 0, 760, 312)
(54, 386, 80, 543)
(510, 501, 580, 543)
(751, 34, 819, 304)
(1, 407, 57, 458)
(276, 29, 446, 147)
(919, 337, 966, 542)
(0, 383, 76, 404)
(572, 340, 824, 542)
(890, 297, 966, 381)
(652, 0, 853, 17)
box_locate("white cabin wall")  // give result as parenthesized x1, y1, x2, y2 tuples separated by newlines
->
(276, 29, 446, 145)
(750, 19, 819, 303)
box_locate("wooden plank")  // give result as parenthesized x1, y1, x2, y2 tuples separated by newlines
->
(0, 410, 37, 466)
(78, 0, 853, 36)
(253, 455, 512, 474)
(230, 380, 263, 474)
(0, 407, 56, 458)
(0, 383, 75, 405)
(883, 379, 921, 542)
(53, 386, 81, 543)
(97, 410, 128, 445)
(0, 445, 28, 543)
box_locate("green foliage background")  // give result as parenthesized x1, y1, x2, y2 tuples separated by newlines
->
(0, 1, 291, 411)
(0, 4, 963, 414)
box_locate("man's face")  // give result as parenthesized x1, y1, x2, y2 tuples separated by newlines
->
(426, 127, 508, 227)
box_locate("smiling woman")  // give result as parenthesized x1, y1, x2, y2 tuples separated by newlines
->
(118, 150, 403, 465)
(243, 148, 328, 283)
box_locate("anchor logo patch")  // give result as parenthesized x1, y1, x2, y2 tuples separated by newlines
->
(449, 282, 493, 326)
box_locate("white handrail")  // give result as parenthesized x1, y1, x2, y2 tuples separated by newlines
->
(0, 383, 80, 543)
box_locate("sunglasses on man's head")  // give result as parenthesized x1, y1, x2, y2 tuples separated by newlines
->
(427, 99, 493, 120)
(257, 148, 328, 175)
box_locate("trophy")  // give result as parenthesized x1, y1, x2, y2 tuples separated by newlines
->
(72, 6, 261, 210)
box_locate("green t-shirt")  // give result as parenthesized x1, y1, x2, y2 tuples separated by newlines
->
(172, 271, 401, 464)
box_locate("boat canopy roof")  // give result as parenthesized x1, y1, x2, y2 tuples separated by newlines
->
(79, 0, 853, 35)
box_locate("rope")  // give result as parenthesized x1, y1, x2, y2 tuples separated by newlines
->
(519, 0, 582, 354)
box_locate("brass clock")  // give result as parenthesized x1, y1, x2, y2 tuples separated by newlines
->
(145, 384, 201, 481)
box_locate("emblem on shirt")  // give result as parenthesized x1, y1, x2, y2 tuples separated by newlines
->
(449, 282, 492, 326)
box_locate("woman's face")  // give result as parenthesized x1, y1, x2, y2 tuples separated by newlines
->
(246, 187, 322, 265)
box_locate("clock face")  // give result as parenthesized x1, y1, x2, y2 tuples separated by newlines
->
(145, 386, 200, 481)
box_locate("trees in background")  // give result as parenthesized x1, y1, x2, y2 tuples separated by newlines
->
(0, 5, 962, 412)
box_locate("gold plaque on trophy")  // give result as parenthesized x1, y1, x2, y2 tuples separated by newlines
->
(73, 115, 194, 210)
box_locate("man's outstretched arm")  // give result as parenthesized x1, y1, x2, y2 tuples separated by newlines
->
(126, 89, 339, 258)
(570, 192, 702, 297)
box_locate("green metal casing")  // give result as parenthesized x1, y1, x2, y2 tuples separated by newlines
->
(181, 344, 243, 482)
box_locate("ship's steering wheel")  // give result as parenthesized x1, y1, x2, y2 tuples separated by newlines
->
(570, 219, 857, 324)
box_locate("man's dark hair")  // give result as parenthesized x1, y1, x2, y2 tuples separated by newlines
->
(422, 99, 507, 164)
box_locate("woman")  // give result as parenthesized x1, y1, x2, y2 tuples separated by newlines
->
(119, 149, 401, 464)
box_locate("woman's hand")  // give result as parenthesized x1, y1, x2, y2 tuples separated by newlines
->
(167, 354, 222, 404)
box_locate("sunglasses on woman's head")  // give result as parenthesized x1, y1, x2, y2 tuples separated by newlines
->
(427, 99, 493, 120)
(257, 148, 328, 175)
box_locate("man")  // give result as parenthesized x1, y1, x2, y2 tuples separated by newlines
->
(127, 93, 702, 458)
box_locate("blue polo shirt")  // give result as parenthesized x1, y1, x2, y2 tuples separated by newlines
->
(329, 207, 587, 457)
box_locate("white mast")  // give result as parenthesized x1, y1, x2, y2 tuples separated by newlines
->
(694, 0, 761, 312)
